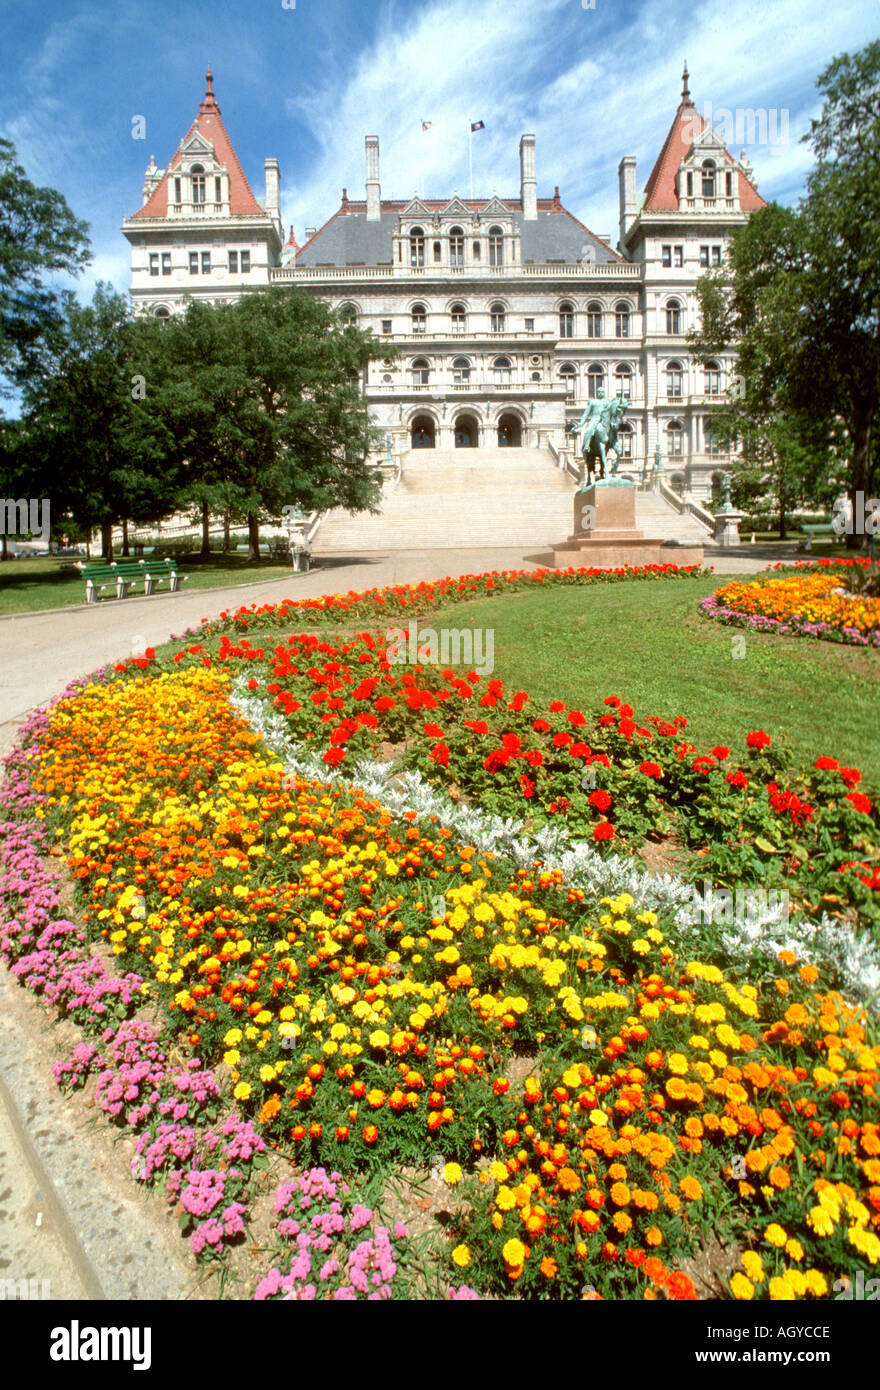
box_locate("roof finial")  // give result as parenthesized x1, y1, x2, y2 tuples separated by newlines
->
(200, 65, 220, 114)
(682, 61, 691, 105)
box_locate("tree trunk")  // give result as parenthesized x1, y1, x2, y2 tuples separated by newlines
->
(223, 508, 231, 552)
(778, 489, 787, 542)
(247, 512, 260, 562)
(122, 519, 130, 558)
(1, 535, 7, 562)
(201, 499, 211, 560)
(848, 408, 874, 551)
(101, 521, 114, 562)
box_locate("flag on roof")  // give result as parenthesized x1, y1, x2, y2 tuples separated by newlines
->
(421, 120, 432, 131)
(470, 120, 485, 132)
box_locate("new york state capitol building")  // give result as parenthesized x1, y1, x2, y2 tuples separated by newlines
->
(123, 67, 765, 511)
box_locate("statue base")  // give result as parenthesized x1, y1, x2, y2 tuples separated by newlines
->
(552, 484, 704, 570)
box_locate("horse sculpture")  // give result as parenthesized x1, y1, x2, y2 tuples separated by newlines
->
(569, 390, 629, 486)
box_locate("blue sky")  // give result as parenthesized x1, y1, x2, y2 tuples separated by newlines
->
(1, 0, 877, 298)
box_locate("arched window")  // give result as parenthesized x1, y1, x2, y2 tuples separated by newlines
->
(411, 303, 427, 334)
(559, 302, 574, 338)
(410, 227, 425, 267)
(411, 414, 436, 448)
(449, 227, 464, 268)
(704, 359, 721, 396)
(666, 360, 683, 398)
(452, 356, 471, 386)
(497, 413, 522, 447)
(614, 364, 632, 399)
(454, 414, 479, 448)
(586, 301, 602, 338)
(154, 306, 170, 321)
(615, 302, 631, 338)
(411, 356, 430, 387)
(191, 165, 206, 205)
(450, 302, 467, 333)
(530, 371, 541, 382)
(666, 299, 682, 335)
(587, 364, 605, 399)
(705, 424, 722, 456)
(666, 419, 685, 457)
(489, 226, 504, 267)
(493, 355, 512, 385)
(338, 303, 358, 326)
(490, 302, 506, 332)
(616, 422, 633, 457)
(701, 160, 716, 199)
(559, 363, 577, 396)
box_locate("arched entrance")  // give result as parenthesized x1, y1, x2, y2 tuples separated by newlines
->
(411, 414, 436, 449)
(497, 413, 523, 447)
(454, 413, 479, 448)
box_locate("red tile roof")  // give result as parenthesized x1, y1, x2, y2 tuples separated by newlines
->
(642, 74, 765, 214)
(131, 69, 265, 220)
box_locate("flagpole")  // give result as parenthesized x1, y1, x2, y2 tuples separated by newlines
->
(469, 121, 473, 201)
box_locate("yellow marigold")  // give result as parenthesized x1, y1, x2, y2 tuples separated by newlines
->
(502, 1237, 527, 1266)
(645, 1226, 663, 1247)
(730, 1273, 754, 1300)
(496, 1186, 516, 1211)
(443, 1162, 463, 1185)
(741, 1252, 765, 1283)
(806, 1206, 835, 1237)
(764, 1223, 788, 1247)
(233, 1081, 251, 1101)
(452, 1244, 470, 1268)
(610, 1182, 631, 1207)
(769, 1275, 797, 1301)
(667, 1053, 689, 1075)
(784, 1239, 804, 1263)
(679, 1176, 703, 1201)
(489, 1161, 508, 1183)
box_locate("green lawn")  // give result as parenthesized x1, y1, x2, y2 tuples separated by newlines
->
(420, 574, 880, 785)
(0, 553, 301, 615)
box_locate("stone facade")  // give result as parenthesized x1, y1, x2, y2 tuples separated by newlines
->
(122, 67, 765, 500)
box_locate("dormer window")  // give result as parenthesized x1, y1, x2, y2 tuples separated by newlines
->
(410, 228, 425, 267)
(489, 226, 504, 267)
(450, 227, 464, 267)
(174, 176, 182, 204)
(686, 171, 693, 199)
(214, 176, 222, 203)
(726, 170, 733, 197)
(701, 160, 716, 199)
(191, 165, 206, 205)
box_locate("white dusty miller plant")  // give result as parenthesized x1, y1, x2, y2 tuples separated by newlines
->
(231, 681, 880, 1010)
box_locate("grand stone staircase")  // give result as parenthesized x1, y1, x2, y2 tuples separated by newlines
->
(311, 447, 718, 553)
(634, 489, 718, 548)
(312, 447, 577, 551)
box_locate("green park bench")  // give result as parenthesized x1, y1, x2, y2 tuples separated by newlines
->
(77, 557, 187, 603)
(798, 522, 837, 552)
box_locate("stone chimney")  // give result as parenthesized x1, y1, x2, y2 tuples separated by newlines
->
(519, 134, 537, 220)
(365, 135, 380, 221)
(618, 155, 637, 246)
(265, 158, 281, 235)
(305, 227, 316, 241)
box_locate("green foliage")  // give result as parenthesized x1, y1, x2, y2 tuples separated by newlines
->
(0, 138, 91, 398)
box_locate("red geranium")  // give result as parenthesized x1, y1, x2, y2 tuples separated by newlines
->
(589, 790, 612, 812)
(639, 761, 663, 779)
(846, 791, 872, 814)
(746, 730, 771, 750)
(430, 742, 450, 767)
(593, 822, 615, 842)
(814, 756, 839, 771)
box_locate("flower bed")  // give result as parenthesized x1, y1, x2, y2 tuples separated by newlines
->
(701, 562, 880, 647)
(4, 650, 879, 1300)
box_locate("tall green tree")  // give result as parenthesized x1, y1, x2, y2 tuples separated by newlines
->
(18, 284, 178, 558)
(150, 287, 388, 559)
(0, 139, 90, 401)
(692, 39, 880, 547)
